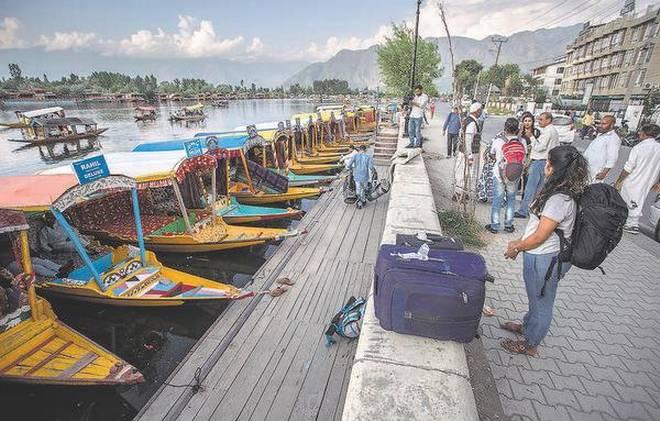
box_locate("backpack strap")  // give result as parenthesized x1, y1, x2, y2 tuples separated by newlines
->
(542, 228, 566, 296)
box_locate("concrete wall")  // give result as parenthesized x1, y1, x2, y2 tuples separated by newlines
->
(342, 122, 479, 421)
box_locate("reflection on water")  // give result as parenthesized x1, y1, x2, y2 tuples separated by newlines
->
(0, 100, 319, 420)
(0, 99, 312, 176)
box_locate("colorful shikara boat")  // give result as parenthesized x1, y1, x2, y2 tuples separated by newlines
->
(37, 155, 297, 251)
(0, 175, 257, 305)
(9, 117, 108, 146)
(0, 209, 144, 384)
(134, 105, 157, 121)
(168, 103, 206, 122)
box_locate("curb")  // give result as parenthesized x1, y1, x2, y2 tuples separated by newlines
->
(342, 120, 479, 420)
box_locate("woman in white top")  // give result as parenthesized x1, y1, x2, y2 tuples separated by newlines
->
(500, 145, 590, 356)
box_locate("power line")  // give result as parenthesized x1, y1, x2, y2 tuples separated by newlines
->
(520, 0, 572, 27)
(485, 37, 508, 107)
(530, 0, 594, 31)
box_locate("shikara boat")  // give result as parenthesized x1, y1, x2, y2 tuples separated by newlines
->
(8, 117, 108, 145)
(0, 121, 28, 129)
(0, 209, 144, 384)
(0, 175, 258, 306)
(134, 105, 157, 121)
(3, 107, 64, 130)
(169, 103, 206, 122)
(38, 154, 298, 251)
(37, 138, 102, 164)
(211, 100, 229, 108)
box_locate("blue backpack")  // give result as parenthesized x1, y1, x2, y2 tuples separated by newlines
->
(324, 296, 366, 346)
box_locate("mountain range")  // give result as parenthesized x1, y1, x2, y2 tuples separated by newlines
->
(286, 24, 584, 91)
(0, 24, 583, 91)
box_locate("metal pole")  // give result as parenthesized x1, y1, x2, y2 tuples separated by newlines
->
(130, 187, 147, 266)
(410, 0, 423, 89)
(485, 37, 507, 109)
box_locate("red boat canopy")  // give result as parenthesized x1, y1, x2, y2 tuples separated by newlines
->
(0, 174, 79, 211)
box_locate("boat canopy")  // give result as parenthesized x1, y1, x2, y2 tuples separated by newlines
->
(133, 133, 265, 153)
(21, 106, 64, 118)
(34, 117, 97, 127)
(135, 105, 156, 111)
(52, 175, 137, 213)
(0, 209, 30, 234)
(0, 174, 79, 211)
(291, 112, 320, 126)
(232, 122, 280, 131)
(316, 105, 344, 112)
(184, 103, 205, 112)
(39, 151, 187, 185)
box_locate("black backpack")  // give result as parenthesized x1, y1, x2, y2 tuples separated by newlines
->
(544, 184, 628, 294)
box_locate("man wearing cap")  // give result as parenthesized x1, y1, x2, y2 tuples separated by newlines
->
(464, 102, 483, 157)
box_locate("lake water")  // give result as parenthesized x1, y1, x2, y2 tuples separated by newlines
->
(0, 99, 319, 420)
(0, 99, 314, 175)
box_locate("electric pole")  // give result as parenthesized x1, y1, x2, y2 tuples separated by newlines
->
(404, 0, 423, 137)
(484, 36, 507, 109)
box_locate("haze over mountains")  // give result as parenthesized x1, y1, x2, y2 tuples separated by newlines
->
(286, 24, 584, 91)
(0, 24, 583, 92)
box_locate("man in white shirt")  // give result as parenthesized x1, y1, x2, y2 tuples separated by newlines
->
(614, 124, 660, 234)
(340, 145, 358, 167)
(583, 115, 621, 183)
(406, 84, 429, 148)
(515, 112, 560, 218)
(453, 102, 482, 199)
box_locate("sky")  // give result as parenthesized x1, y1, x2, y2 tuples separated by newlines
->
(1, 0, 658, 63)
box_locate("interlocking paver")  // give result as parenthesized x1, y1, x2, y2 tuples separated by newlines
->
(424, 117, 660, 421)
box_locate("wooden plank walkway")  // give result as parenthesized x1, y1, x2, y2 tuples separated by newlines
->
(137, 175, 388, 421)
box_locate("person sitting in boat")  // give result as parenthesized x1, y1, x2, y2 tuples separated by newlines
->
(37, 213, 104, 255)
(0, 266, 20, 316)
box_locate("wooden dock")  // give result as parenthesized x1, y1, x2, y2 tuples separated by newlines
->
(137, 178, 388, 421)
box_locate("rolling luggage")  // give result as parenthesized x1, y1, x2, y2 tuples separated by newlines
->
(374, 244, 490, 343)
(395, 233, 464, 251)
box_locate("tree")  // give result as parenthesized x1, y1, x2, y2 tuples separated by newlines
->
(455, 59, 483, 97)
(377, 23, 441, 97)
(8, 63, 22, 81)
(482, 63, 520, 91)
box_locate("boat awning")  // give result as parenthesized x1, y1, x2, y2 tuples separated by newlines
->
(39, 151, 186, 186)
(135, 105, 156, 111)
(232, 122, 281, 131)
(51, 175, 137, 212)
(0, 174, 79, 211)
(291, 113, 319, 126)
(21, 106, 64, 118)
(34, 117, 97, 127)
(133, 133, 260, 154)
(0, 209, 30, 234)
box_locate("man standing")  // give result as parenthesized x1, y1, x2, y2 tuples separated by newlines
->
(406, 84, 428, 148)
(583, 115, 621, 183)
(515, 112, 559, 218)
(615, 124, 660, 234)
(580, 110, 594, 138)
(485, 118, 526, 234)
(348, 145, 375, 209)
(443, 106, 461, 157)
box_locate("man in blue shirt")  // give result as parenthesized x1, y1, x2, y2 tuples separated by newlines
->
(348, 145, 375, 209)
(443, 106, 462, 157)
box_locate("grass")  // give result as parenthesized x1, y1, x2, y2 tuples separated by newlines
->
(437, 209, 486, 248)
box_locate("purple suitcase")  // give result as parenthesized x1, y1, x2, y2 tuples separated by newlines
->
(374, 245, 489, 343)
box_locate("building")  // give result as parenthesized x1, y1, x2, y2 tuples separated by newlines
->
(560, 4, 660, 111)
(532, 56, 566, 97)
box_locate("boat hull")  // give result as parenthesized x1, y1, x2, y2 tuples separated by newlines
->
(8, 128, 109, 145)
(219, 204, 303, 224)
(0, 298, 143, 385)
(232, 187, 321, 204)
(289, 163, 342, 175)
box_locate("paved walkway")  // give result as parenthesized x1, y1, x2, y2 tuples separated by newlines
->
(425, 105, 660, 421)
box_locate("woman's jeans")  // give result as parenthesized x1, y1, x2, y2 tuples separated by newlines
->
(517, 159, 546, 217)
(522, 252, 571, 347)
(490, 178, 516, 230)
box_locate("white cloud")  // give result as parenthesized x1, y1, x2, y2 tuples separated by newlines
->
(115, 15, 244, 58)
(304, 24, 391, 61)
(37, 31, 98, 51)
(0, 17, 25, 49)
(247, 37, 264, 54)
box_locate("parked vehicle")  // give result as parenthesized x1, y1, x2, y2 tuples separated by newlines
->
(551, 113, 577, 144)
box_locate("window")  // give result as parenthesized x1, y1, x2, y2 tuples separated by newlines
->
(557, 67, 565, 74)
(555, 78, 562, 85)
(625, 71, 633, 88)
(619, 29, 627, 44)
(634, 69, 647, 87)
(609, 74, 618, 89)
(619, 72, 628, 88)
(624, 50, 634, 66)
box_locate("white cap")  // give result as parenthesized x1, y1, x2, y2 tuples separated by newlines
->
(469, 102, 483, 113)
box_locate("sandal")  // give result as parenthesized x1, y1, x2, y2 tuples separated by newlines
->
(500, 339, 538, 357)
(499, 321, 523, 334)
(276, 277, 295, 286)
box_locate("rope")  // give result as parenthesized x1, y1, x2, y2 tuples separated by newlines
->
(162, 366, 203, 394)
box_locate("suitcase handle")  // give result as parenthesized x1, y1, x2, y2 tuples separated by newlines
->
(373, 273, 379, 296)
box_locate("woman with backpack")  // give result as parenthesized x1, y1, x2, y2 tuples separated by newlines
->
(500, 145, 590, 356)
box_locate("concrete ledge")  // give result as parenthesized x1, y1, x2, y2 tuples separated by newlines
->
(342, 119, 479, 421)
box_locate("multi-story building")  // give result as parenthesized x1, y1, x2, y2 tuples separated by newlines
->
(532, 56, 566, 97)
(560, 4, 660, 111)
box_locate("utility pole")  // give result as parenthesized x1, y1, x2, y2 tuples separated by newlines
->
(437, 1, 457, 105)
(404, 0, 423, 137)
(484, 36, 507, 109)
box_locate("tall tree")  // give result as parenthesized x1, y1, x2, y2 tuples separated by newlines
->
(377, 23, 441, 97)
(455, 59, 483, 97)
(8, 63, 22, 81)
